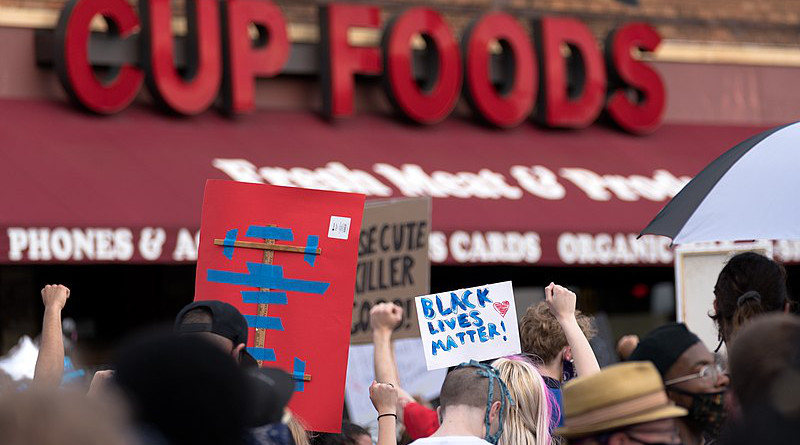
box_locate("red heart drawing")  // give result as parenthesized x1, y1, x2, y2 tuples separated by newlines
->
(494, 301, 510, 318)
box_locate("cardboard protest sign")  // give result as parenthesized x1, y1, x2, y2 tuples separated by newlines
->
(415, 281, 521, 370)
(194, 180, 365, 433)
(351, 197, 431, 344)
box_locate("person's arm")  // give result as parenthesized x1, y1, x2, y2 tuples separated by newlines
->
(33, 284, 70, 388)
(369, 381, 398, 445)
(371, 303, 402, 386)
(616, 335, 640, 361)
(546, 282, 600, 377)
(370, 303, 415, 417)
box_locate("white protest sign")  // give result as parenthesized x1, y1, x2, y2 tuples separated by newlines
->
(344, 338, 447, 430)
(415, 281, 521, 370)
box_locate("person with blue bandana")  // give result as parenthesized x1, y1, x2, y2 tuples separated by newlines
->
(407, 361, 513, 445)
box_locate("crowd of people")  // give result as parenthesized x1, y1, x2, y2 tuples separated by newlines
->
(0, 251, 798, 445)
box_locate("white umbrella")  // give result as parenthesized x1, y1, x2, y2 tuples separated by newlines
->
(641, 122, 800, 244)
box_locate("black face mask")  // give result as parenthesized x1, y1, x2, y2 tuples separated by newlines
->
(562, 357, 576, 383)
(669, 388, 728, 438)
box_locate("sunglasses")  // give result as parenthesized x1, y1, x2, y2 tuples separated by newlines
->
(664, 362, 725, 387)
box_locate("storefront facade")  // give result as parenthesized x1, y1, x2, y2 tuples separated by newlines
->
(1, 0, 799, 361)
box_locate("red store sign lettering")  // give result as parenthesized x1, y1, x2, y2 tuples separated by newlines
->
(49, 1, 665, 133)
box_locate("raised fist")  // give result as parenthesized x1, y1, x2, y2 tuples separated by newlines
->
(41, 284, 70, 311)
(370, 302, 403, 334)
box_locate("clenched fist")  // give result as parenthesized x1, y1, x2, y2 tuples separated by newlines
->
(370, 303, 403, 335)
(369, 381, 398, 415)
(41, 284, 70, 311)
(545, 282, 576, 321)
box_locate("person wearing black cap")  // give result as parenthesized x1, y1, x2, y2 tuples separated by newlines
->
(245, 366, 297, 445)
(114, 332, 251, 445)
(175, 300, 256, 366)
(629, 323, 730, 445)
(174, 301, 299, 445)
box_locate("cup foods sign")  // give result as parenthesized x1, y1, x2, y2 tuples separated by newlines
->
(49, 0, 665, 133)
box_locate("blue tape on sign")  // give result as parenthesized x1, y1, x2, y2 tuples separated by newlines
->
(208, 262, 330, 295)
(293, 357, 306, 392)
(241, 291, 288, 305)
(223, 229, 238, 260)
(246, 226, 294, 241)
(304, 235, 319, 267)
(248, 347, 277, 362)
(244, 315, 285, 331)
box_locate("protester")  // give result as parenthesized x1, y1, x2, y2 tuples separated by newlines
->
(557, 361, 687, 445)
(711, 252, 791, 348)
(247, 366, 295, 426)
(407, 361, 512, 445)
(246, 367, 297, 445)
(172, 300, 309, 445)
(113, 331, 251, 445)
(174, 300, 254, 365)
(720, 314, 800, 444)
(32, 284, 70, 389)
(370, 302, 432, 439)
(519, 283, 600, 426)
(0, 389, 133, 445)
(629, 323, 729, 444)
(491, 357, 553, 445)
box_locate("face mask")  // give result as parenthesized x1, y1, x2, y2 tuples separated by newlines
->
(668, 388, 728, 438)
(562, 357, 576, 383)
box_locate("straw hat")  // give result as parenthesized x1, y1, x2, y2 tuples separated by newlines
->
(556, 361, 688, 439)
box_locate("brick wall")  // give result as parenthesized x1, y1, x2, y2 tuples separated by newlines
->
(3, 0, 800, 45)
(276, 0, 800, 45)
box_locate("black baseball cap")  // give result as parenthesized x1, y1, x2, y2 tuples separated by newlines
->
(245, 366, 295, 427)
(174, 300, 251, 355)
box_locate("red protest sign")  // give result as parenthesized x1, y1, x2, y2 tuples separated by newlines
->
(194, 180, 365, 433)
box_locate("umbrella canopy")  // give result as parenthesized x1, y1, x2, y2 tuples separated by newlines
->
(641, 122, 800, 245)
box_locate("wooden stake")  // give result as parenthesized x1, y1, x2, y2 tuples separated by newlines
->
(254, 235, 275, 368)
(213, 239, 321, 255)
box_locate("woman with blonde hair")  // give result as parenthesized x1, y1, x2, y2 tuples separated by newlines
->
(492, 356, 555, 445)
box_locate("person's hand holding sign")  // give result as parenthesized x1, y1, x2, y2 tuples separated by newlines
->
(545, 282, 600, 379)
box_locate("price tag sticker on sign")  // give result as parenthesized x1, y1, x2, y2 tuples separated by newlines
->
(415, 281, 521, 370)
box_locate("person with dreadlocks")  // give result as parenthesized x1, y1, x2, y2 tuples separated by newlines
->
(711, 252, 792, 349)
(408, 360, 513, 445)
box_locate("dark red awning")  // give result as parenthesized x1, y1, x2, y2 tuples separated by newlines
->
(0, 99, 788, 266)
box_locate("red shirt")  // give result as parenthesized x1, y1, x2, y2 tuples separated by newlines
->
(403, 402, 439, 439)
